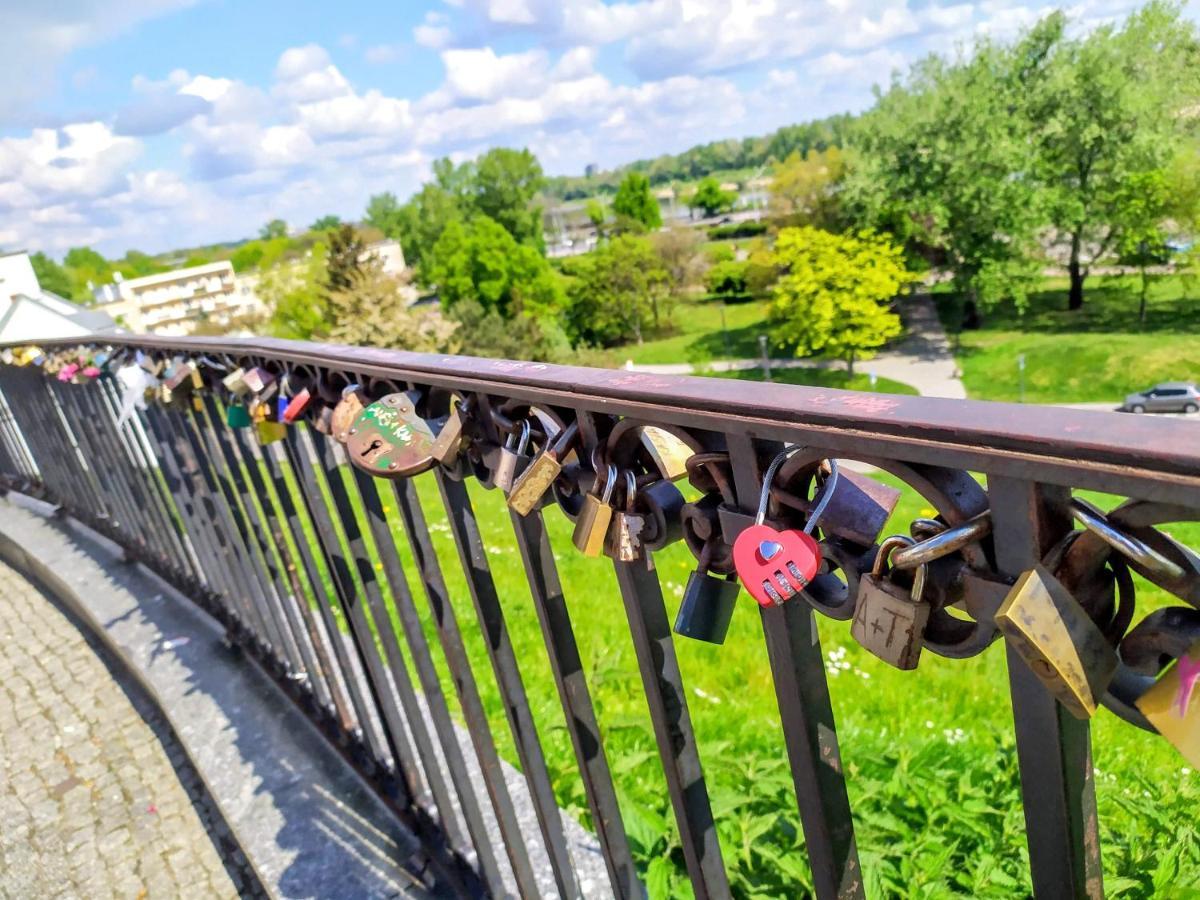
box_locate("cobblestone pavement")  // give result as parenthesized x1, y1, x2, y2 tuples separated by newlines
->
(0, 561, 240, 899)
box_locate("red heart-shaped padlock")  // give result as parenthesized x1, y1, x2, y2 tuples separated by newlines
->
(732, 523, 822, 607)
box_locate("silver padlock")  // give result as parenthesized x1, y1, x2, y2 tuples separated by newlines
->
(607, 471, 647, 563)
(494, 420, 531, 494)
(850, 535, 931, 670)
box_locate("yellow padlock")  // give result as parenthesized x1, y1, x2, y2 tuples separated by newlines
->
(1136, 639, 1200, 768)
(996, 565, 1117, 718)
(256, 419, 287, 445)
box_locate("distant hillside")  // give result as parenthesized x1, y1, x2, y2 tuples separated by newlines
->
(544, 113, 854, 200)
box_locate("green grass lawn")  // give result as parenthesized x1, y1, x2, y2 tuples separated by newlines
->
(273, 442, 1200, 898)
(617, 295, 770, 366)
(717, 364, 919, 395)
(937, 274, 1200, 404)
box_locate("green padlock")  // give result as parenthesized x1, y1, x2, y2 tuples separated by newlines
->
(226, 404, 252, 429)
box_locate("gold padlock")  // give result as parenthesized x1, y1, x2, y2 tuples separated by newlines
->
(850, 536, 930, 670)
(331, 385, 367, 443)
(222, 367, 249, 395)
(996, 565, 1117, 719)
(640, 427, 692, 481)
(572, 464, 617, 557)
(508, 421, 577, 517)
(256, 419, 287, 445)
(1136, 639, 1200, 767)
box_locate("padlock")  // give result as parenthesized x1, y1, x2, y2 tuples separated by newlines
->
(282, 388, 312, 424)
(794, 467, 901, 548)
(674, 541, 740, 644)
(607, 471, 647, 563)
(572, 464, 617, 557)
(996, 564, 1118, 718)
(429, 401, 465, 465)
(226, 403, 252, 429)
(331, 384, 367, 443)
(311, 402, 335, 435)
(242, 366, 274, 394)
(344, 392, 437, 478)
(850, 536, 931, 670)
(250, 400, 270, 424)
(163, 360, 195, 392)
(1136, 638, 1200, 767)
(494, 421, 532, 494)
(640, 427, 693, 481)
(256, 419, 287, 445)
(508, 421, 577, 516)
(222, 367, 249, 396)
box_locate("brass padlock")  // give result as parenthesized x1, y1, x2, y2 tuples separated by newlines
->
(851, 536, 930, 670)
(572, 464, 617, 557)
(508, 421, 577, 517)
(494, 420, 531, 494)
(429, 401, 465, 464)
(222, 367, 249, 396)
(996, 564, 1118, 719)
(1136, 638, 1200, 767)
(607, 471, 647, 563)
(344, 392, 437, 478)
(331, 384, 367, 443)
(256, 419, 287, 445)
(674, 542, 740, 644)
(640, 427, 692, 481)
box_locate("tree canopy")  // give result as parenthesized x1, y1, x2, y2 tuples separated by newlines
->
(611, 172, 662, 231)
(689, 177, 737, 217)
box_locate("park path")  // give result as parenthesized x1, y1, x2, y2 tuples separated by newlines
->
(0, 560, 239, 899)
(627, 293, 967, 399)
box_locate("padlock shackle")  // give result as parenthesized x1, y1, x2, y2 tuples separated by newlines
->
(891, 511, 992, 570)
(1070, 497, 1185, 580)
(755, 447, 840, 536)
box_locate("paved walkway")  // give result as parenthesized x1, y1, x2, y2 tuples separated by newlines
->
(0, 560, 239, 899)
(626, 293, 967, 399)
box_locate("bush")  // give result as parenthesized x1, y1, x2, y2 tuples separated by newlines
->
(708, 221, 768, 240)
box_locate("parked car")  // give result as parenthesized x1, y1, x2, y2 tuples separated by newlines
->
(1122, 382, 1200, 414)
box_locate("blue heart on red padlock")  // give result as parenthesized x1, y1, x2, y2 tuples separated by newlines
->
(732, 523, 822, 607)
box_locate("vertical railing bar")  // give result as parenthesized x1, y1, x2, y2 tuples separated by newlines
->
(279, 426, 399, 769)
(432, 473, 582, 899)
(0, 387, 39, 479)
(507, 506, 641, 900)
(611, 558, 731, 900)
(990, 475, 1104, 899)
(260, 439, 361, 734)
(726, 434, 863, 899)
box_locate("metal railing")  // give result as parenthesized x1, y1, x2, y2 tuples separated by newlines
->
(2, 334, 1199, 899)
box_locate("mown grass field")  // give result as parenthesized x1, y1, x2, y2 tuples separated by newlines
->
(258, 434, 1200, 899)
(935, 274, 1200, 404)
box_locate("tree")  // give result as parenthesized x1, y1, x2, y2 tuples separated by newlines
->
(688, 177, 737, 217)
(706, 259, 750, 300)
(1022, 3, 1200, 310)
(364, 192, 407, 238)
(565, 235, 670, 346)
(449, 299, 571, 361)
(767, 227, 918, 374)
(400, 181, 462, 275)
(770, 147, 846, 231)
(328, 260, 458, 351)
(845, 29, 1048, 322)
(585, 199, 607, 236)
(310, 214, 342, 232)
(230, 242, 265, 272)
(63, 246, 112, 300)
(650, 226, 704, 301)
(426, 215, 564, 321)
(324, 224, 368, 299)
(29, 252, 74, 298)
(612, 172, 662, 231)
(264, 241, 329, 340)
(1115, 169, 1172, 324)
(259, 219, 288, 240)
(472, 147, 546, 248)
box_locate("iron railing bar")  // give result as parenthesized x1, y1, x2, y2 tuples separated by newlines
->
(505, 501, 641, 900)
(990, 476, 1104, 899)
(0, 388, 38, 479)
(433, 473, 582, 899)
(612, 558, 731, 900)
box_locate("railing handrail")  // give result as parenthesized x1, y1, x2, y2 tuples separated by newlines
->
(13, 331, 1200, 505)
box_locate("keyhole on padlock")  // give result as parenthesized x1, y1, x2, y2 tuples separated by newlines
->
(360, 438, 382, 458)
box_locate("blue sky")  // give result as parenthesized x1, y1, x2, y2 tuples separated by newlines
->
(0, 0, 1179, 257)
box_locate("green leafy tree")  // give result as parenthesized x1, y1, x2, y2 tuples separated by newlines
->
(426, 215, 564, 321)
(612, 172, 662, 231)
(767, 227, 918, 373)
(472, 147, 546, 248)
(310, 214, 342, 232)
(264, 241, 329, 340)
(1023, 3, 1200, 310)
(706, 259, 750, 300)
(650, 225, 704, 300)
(29, 252, 74, 298)
(565, 235, 669, 346)
(117, 250, 163, 278)
(63, 246, 113, 300)
(449, 299, 572, 361)
(230, 242, 265, 272)
(688, 177, 737, 217)
(1115, 169, 1172, 324)
(770, 147, 846, 230)
(364, 192, 408, 238)
(328, 260, 457, 351)
(259, 218, 288, 240)
(585, 198, 607, 236)
(401, 181, 462, 275)
(324, 224, 368, 299)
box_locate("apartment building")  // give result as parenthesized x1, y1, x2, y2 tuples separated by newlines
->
(92, 261, 264, 336)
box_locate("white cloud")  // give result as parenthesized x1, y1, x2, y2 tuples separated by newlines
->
(439, 47, 549, 101)
(414, 11, 453, 48)
(365, 44, 405, 64)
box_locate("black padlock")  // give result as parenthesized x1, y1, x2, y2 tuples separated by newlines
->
(674, 543, 740, 644)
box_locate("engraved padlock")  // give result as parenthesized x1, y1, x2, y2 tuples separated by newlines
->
(331, 384, 367, 443)
(640, 426, 693, 481)
(494, 420, 531, 494)
(509, 421, 577, 517)
(345, 392, 437, 478)
(996, 564, 1118, 719)
(1136, 638, 1200, 767)
(674, 541, 740, 644)
(572, 464, 617, 557)
(607, 472, 647, 563)
(850, 535, 931, 670)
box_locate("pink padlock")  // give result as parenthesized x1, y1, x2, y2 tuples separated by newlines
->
(733, 449, 839, 607)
